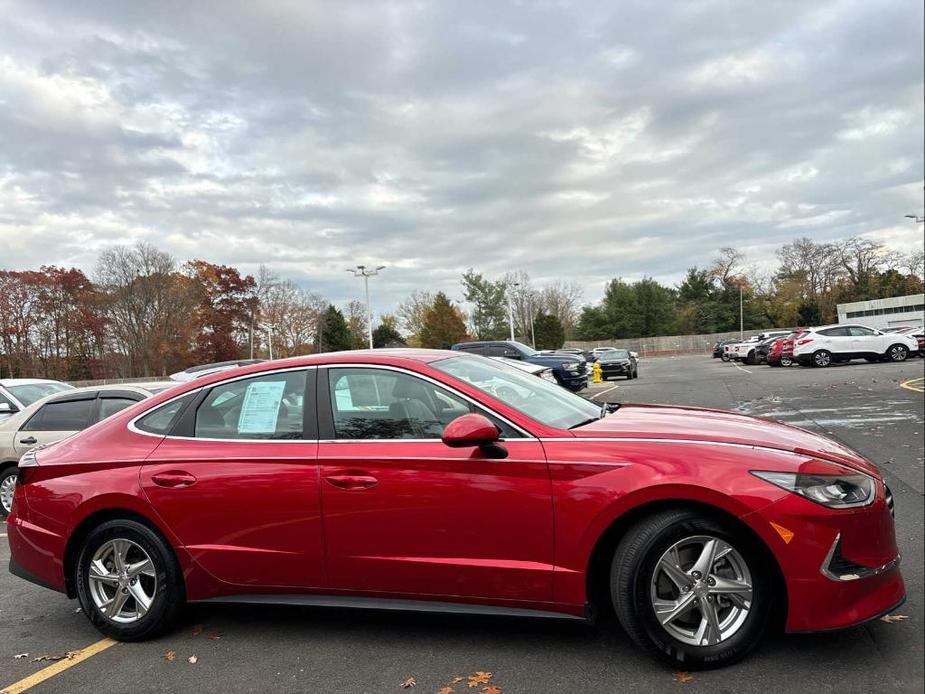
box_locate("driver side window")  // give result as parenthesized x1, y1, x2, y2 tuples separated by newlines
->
(327, 368, 516, 440)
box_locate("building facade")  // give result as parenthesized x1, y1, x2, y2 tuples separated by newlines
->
(837, 293, 925, 329)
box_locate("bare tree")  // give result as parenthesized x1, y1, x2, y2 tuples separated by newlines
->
(96, 242, 192, 376)
(538, 281, 583, 333)
(396, 290, 434, 346)
(838, 237, 885, 288)
(259, 278, 326, 357)
(710, 247, 746, 287)
(904, 247, 925, 280)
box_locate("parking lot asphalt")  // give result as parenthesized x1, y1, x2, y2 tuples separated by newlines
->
(1, 355, 923, 694)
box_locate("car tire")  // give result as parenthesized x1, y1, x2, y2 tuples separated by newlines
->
(610, 510, 772, 670)
(76, 519, 185, 641)
(744, 352, 756, 366)
(886, 344, 909, 362)
(780, 356, 793, 367)
(0, 466, 17, 518)
(720, 354, 731, 362)
(811, 350, 832, 368)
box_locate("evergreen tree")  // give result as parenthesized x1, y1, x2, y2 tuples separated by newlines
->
(316, 305, 352, 352)
(533, 312, 565, 349)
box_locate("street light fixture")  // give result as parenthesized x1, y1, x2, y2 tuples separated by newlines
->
(346, 265, 386, 349)
(904, 214, 925, 223)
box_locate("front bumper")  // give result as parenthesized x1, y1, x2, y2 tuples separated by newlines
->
(747, 481, 904, 632)
(557, 372, 588, 390)
(600, 365, 630, 378)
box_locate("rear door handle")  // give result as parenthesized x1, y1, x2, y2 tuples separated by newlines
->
(151, 471, 197, 488)
(324, 473, 378, 490)
(19, 436, 37, 445)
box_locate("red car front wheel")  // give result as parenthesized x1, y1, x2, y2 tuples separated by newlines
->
(610, 510, 773, 669)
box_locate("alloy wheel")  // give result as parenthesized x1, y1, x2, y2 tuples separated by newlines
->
(0, 474, 15, 514)
(649, 535, 753, 647)
(889, 345, 908, 362)
(813, 351, 831, 367)
(780, 356, 792, 367)
(87, 538, 158, 624)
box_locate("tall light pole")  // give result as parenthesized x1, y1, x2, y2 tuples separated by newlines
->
(739, 284, 744, 341)
(346, 265, 385, 349)
(507, 281, 519, 341)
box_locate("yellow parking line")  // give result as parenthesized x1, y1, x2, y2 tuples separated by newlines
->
(900, 377, 924, 393)
(1, 638, 117, 694)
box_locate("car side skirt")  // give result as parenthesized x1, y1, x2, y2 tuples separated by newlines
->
(192, 594, 589, 621)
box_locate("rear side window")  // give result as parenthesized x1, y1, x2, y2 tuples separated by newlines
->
(195, 371, 307, 440)
(98, 397, 139, 421)
(848, 326, 876, 336)
(135, 393, 196, 435)
(818, 327, 849, 337)
(23, 399, 93, 432)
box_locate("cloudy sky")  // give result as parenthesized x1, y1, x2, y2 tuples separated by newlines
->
(1, 0, 923, 313)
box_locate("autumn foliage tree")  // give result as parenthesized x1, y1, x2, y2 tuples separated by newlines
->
(185, 260, 257, 364)
(419, 292, 468, 348)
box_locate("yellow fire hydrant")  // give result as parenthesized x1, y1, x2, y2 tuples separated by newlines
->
(592, 361, 602, 384)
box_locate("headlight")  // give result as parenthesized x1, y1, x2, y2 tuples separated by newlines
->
(562, 363, 579, 371)
(751, 470, 875, 509)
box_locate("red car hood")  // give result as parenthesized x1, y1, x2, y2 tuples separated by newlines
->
(572, 403, 880, 477)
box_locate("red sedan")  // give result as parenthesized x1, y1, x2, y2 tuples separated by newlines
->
(7, 351, 903, 668)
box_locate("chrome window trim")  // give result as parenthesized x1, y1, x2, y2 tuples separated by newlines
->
(321, 363, 534, 440)
(127, 365, 318, 443)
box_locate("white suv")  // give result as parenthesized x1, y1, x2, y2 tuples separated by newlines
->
(793, 323, 919, 367)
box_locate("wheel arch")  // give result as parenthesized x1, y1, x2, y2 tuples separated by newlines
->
(584, 498, 788, 629)
(63, 506, 180, 599)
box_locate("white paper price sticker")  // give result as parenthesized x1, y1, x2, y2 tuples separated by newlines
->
(237, 380, 286, 434)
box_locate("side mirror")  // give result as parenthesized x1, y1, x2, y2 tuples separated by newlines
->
(442, 413, 507, 459)
(0, 403, 12, 413)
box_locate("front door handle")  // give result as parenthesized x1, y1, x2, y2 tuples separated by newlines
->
(324, 473, 378, 490)
(151, 471, 197, 488)
(19, 436, 37, 445)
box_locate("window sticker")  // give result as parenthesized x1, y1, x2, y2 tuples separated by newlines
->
(237, 380, 286, 434)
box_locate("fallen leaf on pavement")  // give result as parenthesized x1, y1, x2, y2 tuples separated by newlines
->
(14, 653, 29, 659)
(192, 624, 205, 636)
(673, 671, 693, 684)
(188, 655, 198, 664)
(468, 672, 492, 688)
(437, 688, 454, 694)
(163, 650, 177, 661)
(880, 614, 909, 624)
(400, 677, 416, 688)
(480, 687, 502, 694)
(208, 632, 222, 640)
(452, 677, 465, 684)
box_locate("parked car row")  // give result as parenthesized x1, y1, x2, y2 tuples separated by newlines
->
(713, 324, 923, 369)
(450, 341, 589, 391)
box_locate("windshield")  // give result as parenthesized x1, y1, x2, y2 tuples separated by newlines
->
(599, 350, 630, 361)
(432, 356, 601, 430)
(6, 382, 73, 406)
